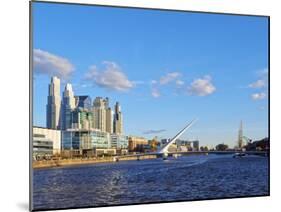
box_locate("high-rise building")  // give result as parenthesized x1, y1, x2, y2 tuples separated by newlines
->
(113, 102, 123, 134)
(75, 95, 92, 110)
(61, 83, 76, 130)
(46, 76, 61, 129)
(106, 107, 113, 133)
(72, 108, 94, 130)
(92, 97, 107, 132)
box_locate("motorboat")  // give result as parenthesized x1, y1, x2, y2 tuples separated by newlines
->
(233, 152, 247, 158)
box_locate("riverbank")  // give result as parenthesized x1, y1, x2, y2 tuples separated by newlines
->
(33, 155, 157, 169)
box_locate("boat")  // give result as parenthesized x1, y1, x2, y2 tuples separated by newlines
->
(233, 152, 247, 158)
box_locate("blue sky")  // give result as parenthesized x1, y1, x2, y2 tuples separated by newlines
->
(32, 2, 269, 148)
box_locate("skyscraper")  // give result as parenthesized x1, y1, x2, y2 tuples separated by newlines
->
(106, 107, 113, 133)
(75, 95, 92, 110)
(92, 97, 107, 132)
(46, 76, 61, 129)
(72, 108, 94, 130)
(113, 102, 123, 134)
(61, 83, 76, 130)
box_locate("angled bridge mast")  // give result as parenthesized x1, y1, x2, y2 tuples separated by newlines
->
(158, 119, 198, 154)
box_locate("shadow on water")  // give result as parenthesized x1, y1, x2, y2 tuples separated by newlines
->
(16, 202, 29, 211)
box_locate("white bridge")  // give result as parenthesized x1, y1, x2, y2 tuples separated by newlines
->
(114, 119, 198, 161)
(158, 119, 197, 155)
(113, 119, 268, 162)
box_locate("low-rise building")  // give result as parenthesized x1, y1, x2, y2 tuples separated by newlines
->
(33, 127, 61, 159)
(62, 129, 117, 157)
(192, 140, 199, 151)
(111, 134, 128, 150)
(128, 136, 148, 152)
(175, 139, 200, 151)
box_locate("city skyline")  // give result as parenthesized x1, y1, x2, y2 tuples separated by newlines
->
(33, 2, 269, 147)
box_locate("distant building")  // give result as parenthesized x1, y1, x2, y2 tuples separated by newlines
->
(111, 134, 128, 150)
(113, 102, 123, 134)
(106, 107, 113, 133)
(92, 97, 108, 132)
(46, 76, 61, 129)
(245, 137, 269, 151)
(128, 136, 148, 152)
(61, 83, 76, 130)
(72, 108, 94, 130)
(62, 129, 117, 156)
(192, 140, 199, 151)
(160, 139, 170, 147)
(174, 139, 200, 151)
(33, 127, 61, 159)
(75, 95, 92, 110)
(148, 138, 159, 151)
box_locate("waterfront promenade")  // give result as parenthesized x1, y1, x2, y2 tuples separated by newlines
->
(33, 150, 267, 169)
(33, 155, 157, 169)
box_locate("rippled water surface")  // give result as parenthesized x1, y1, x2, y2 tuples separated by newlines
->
(33, 155, 269, 210)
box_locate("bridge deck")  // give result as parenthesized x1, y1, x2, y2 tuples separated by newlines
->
(115, 151, 268, 159)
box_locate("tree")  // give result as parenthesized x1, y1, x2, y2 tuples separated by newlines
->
(149, 137, 160, 151)
(215, 143, 228, 151)
(200, 146, 209, 151)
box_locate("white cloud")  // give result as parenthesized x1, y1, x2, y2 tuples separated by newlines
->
(248, 68, 268, 89)
(84, 61, 134, 92)
(151, 88, 161, 98)
(33, 49, 74, 79)
(176, 79, 184, 87)
(251, 92, 266, 100)
(159, 72, 181, 85)
(187, 75, 216, 96)
(150, 72, 183, 97)
(248, 79, 266, 88)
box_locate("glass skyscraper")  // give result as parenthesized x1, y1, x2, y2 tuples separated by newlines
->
(46, 76, 61, 129)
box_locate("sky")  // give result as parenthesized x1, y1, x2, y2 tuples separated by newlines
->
(32, 2, 269, 148)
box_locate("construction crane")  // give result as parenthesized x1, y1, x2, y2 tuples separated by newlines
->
(242, 136, 252, 144)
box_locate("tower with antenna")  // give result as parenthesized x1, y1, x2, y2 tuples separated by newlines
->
(238, 120, 243, 149)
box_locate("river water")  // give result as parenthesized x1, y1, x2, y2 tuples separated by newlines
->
(33, 154, 269, 210)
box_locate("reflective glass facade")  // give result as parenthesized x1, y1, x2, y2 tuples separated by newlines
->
(62, 130, 111, 150)
(111, 134, 128, 149)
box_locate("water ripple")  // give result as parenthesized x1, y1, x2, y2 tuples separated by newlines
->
(33, 155, 269, 210)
